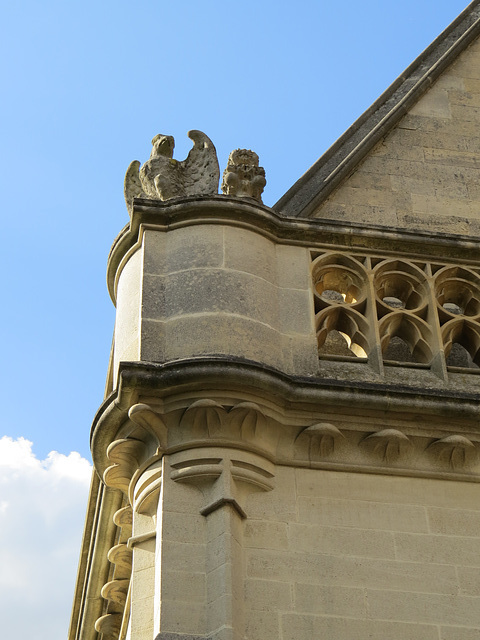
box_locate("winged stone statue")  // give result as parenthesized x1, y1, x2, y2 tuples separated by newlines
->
(124, 130, 220, 215)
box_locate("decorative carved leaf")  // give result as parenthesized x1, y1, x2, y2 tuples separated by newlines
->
(113, 505, 133, 531)
(181, 399, 227, 438)
(428, 435, 476, 469)
(128, 403, 168, 450)
(95, 613, 121, 638)
(101, 579, 130, 606)
(299, 423, 344, 458)
(104, 438, 146, 493)
(363, 429, 411, 463)
(229, 402, 266, 441)
(107, 543, 133, 573)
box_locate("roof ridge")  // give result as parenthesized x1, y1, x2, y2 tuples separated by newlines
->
(275, 0, 480, 218)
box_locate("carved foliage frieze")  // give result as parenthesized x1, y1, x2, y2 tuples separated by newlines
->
(294, 420, 479, 477)
(178, 399, 275, 453)
(170, 448, 275, 519)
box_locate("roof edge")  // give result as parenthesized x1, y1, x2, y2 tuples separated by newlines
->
(275, 0, 480, 217)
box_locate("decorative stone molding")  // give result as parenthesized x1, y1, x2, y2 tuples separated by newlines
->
(103, 438, 147, 494)
(124, 130, 220, 214)
(96, 409, 164, 640)
(170, 448, 275, 519)
(94, 505, 133, 640)
(178, 399, 275, 454)
(312, 251, 480, 376)
(128, 403, 168, 450)
(221, 148, 266, 202)
(296, 423, 345, 459)
(427, 434, 477, 469)
(362, 429, 412, 463)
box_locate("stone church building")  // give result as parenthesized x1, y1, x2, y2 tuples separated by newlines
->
(69, 2, 480, 639)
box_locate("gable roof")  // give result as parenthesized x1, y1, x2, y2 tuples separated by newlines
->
(275, 0, 480, 218)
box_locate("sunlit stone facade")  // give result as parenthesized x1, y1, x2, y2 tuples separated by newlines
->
(70, 5, 480, 640)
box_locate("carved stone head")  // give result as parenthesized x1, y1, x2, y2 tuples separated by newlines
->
(221, 148, 266, 203)
(150, 134, 175, 159)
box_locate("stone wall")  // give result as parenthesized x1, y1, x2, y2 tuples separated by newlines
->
(244, 467, 480, 640)
(314, 38, 480, 237)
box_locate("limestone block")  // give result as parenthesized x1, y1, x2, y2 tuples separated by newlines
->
(207, 593, 236, 632)
(394, 532, 480, 567)
(457, 566, 480, 596)
(205, 508, 243, 546)
(288, 523, 395, 559)
(451, 103, 480, 123)
(158, 269, 276, 326)
(161, 570, 205, 603)
(129, 596, 155, 639)
(294, 583, 365, 617)
(281, 613, 440, 640)
(297, 496, 429, 533)
(244, 520, 289, 550)
(140, 319, 166, 362)
(159, 315, 283, 370)
(142, 230, 167, 275)
(366, 588, 480, 626)
(390, 174, 434, 197)
(143, 226, 225, 277)
(427, 507, 480, 536)
(244, 579, 293, 612)
(276, 245, 310, 290)
(435, 75, 466, 91)
(159, 511, 206, 545)
(285, 334, 320, 376)
(246, 548, 458, 594)
(159, 600, 207, 635)
(423, 147, 478, 168)
(410, 88, 452, 118)
(329, 186, 395, 208)
(245, 467, 297, 523)
(132, 565, 155, 601)
(224, 227, 277, 285)
(132, 537, 156, 571)
(440, 629, 480, 640)
(398, 212, 471, 235)
(346, 171, 392, 190)
(278, 288, 314, 335)
(294, 470, 480, 510)
(411, 194, 480, 220)
(160, 541, 206, 573)
(206, 532, 242, 574)
(141, 274, 165, 320)
(244, 610, 279, 640)
(114, 246, 142, 375)
(207, 563, 232, 604)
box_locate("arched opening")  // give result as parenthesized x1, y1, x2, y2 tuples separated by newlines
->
(383, 336, 416, 363)
(316, 307, 369, 359)
(443, 319, 480, 368)
(379, 312, 433, 364)
(374, 260, 428, 318)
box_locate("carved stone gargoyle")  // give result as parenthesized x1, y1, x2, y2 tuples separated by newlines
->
(124, 130, 220, 215)
(221, 149, 266, 203)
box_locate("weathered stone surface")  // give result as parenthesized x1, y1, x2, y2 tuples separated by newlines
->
(313, 38, 480, 234)
(124, 130, 219, 213)
(221, 149, 266, 202)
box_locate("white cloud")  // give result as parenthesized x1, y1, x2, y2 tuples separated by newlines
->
(0, 436, 92, 640)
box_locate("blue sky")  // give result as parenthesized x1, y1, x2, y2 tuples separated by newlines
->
(0, 0, 470, 461)
(0, 1, 473, 638)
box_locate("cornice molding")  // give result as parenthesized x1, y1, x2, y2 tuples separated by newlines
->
(90, 357, 480, 483)
(106, 196, 480, 304)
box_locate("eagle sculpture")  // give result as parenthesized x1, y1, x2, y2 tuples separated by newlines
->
(124, 130, 220, 215)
